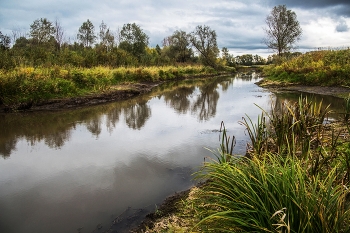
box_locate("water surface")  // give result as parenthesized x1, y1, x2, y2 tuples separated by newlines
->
(0, 73, 344, 233)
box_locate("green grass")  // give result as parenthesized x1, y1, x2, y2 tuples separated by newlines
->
(0, 65, 223, 107)
(194, 154, 350, 233)
(263, 49, 350, 86)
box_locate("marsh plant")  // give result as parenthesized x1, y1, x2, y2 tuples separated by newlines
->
(194, 154, 350, 233)
(192, 97, 350, 232)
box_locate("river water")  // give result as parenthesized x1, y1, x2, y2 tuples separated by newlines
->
(0, 73, 344, 233)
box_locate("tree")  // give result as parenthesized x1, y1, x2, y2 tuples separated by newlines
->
(119, 23, 149, 61)
(263, 5, 302, 56)
(163, 30, 192, 63)
(30, 18, 55, 44)
(221, 47, 235, 67)
(0, 31, 11, 50)
(77, 19, 96, 47)
(54, 18, 65, 49)
(99, 21, 115, 50)
(190, 25, 219, 68)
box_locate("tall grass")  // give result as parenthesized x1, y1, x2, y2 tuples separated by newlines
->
(0, 65, 218, 108)
(240, 97, 337, 176)
(191, 97, 350, 232)
(194, 154, 350, 233)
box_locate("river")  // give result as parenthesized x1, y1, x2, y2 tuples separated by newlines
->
(0, 72, 344, 233)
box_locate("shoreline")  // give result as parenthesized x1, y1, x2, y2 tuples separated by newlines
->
(256, 79, 350, 98)
(0, 82, 161, 113)
(0, 72, 233, 113)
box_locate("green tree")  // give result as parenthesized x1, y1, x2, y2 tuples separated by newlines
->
(240, 54, 253, 66)
(0, 31, 11, 50)
(163, 30, 192, 63)
(264, 5, 302, 56)
(30, 18, 55, 44)
(221, 47, 235, 67)
(253, 54, 266, 65)
(0, 31, 13, 69)
(119, 23, 149, 61)
(190, 25, 219, 68)
(155, 44, 161, 55)
(77, 19, 96, 47)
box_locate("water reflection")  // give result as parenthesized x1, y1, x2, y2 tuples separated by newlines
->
(0, 75, 345, 158)
(163, 86, 194, 114)
(0, 77, 228, 157)
(191, 81, 220, 121)
(125, 101, 151, 130)
(273, 91, 345, 120)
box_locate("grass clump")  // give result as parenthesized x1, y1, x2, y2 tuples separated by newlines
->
(190, 97, 350, 232)
(194, 154, 349, 233)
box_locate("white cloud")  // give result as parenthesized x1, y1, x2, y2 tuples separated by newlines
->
(299, 15, 350, 50)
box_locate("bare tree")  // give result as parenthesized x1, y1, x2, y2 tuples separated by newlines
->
(11, 26, 27, 45)
(54, 18, 65, 49)
(99, 21, 115, 50)
(263, 5, 302, 56)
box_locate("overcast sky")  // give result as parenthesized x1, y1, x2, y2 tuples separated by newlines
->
(1, 0, 349, 57)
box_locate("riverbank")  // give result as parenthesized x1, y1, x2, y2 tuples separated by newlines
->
(0, 66, 237, 113)
(0, 65, 236, 113)
(0, 82, 160, 112)
(256, 79, 350, 98)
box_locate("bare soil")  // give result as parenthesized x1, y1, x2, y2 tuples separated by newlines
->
(256, 79, 350, 98)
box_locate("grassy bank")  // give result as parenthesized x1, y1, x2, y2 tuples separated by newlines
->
(263, 49, 350, 86)
(139, 97, 350, 232)
(0, 65, 233, 108)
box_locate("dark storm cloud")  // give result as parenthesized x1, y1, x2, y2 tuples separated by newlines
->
(267, 0, 349, 8)
(267, 0, 350, 16)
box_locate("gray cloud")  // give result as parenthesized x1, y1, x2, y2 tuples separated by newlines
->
(0, 0, 349, 57)
(267, 0, 350, 17)
(336, 20, 349, 32)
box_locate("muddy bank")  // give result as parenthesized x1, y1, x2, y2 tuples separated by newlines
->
(102, 189, 192, 233)
(0, 82, 160, 113)
(256, 79, 350, 98)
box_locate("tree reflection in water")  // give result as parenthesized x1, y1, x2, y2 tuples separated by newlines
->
(4, 74, 336, 158)
(191, 81, 220, 121)
(124, 101, 151, 130)
(163, 86, 195, 114)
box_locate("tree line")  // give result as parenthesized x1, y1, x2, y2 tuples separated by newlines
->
(0, 19, 268, 69)
(0, 4, 303, 70)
